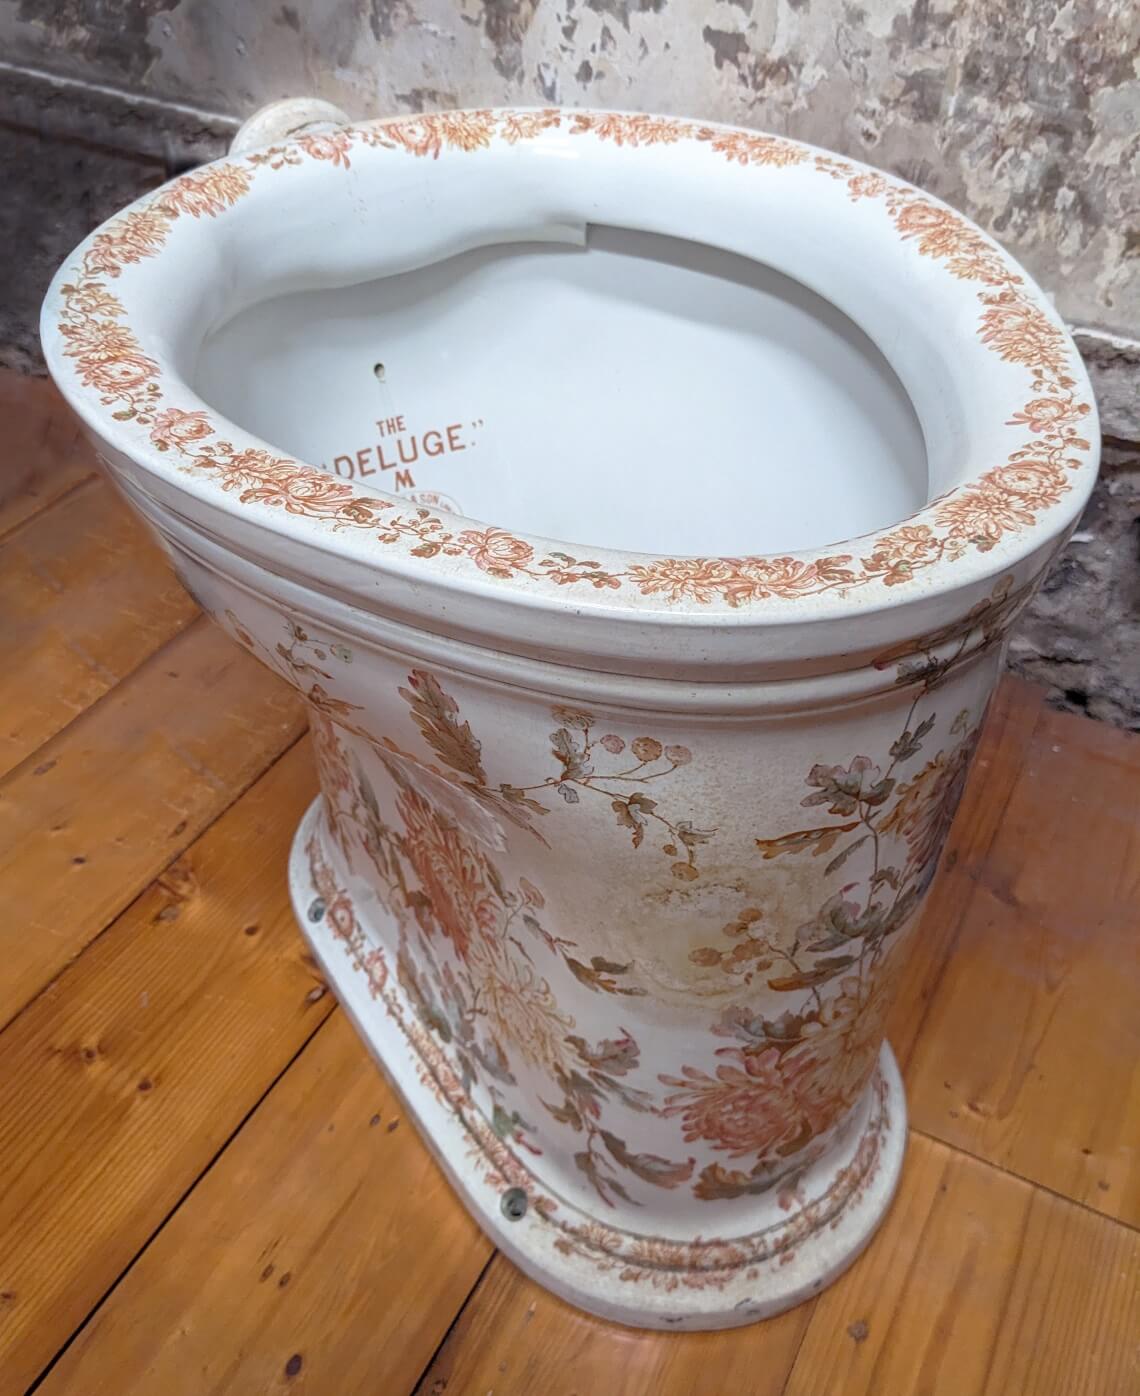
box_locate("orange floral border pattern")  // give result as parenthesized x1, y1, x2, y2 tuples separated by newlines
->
(57, 110, 1093, 608)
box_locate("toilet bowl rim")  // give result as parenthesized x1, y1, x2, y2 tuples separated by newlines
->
(41, 107, 1099, 636)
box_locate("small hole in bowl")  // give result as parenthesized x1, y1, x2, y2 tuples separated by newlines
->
(500, 1187, 528, 1221)
(373, 362, 385, 382)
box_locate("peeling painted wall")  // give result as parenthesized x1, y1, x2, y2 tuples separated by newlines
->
(2, 0, 1138, 335)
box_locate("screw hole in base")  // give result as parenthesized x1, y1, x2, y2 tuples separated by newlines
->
(500, 1187, 528, 1221)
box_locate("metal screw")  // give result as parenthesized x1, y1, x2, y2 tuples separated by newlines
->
(500, 1187, 528, 1221)
(307, 897, 326, 923)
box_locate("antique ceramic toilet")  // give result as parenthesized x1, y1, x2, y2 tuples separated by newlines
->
(42, 107, 1098, 1329)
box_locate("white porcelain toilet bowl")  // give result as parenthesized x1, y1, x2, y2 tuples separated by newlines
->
(42, 109, 1099, 1329)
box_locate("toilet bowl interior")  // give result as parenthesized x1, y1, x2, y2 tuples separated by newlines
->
(194, 225, 929, 556)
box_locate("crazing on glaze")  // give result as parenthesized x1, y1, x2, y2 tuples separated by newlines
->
(55, 110, 1093, 609)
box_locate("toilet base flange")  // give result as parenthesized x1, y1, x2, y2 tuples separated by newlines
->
(289, 798, 907, 1331)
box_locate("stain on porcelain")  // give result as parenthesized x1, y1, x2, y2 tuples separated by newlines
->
(41, 108, 1099, 1331)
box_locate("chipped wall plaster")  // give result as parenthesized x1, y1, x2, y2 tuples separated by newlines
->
(2, 0, 1137, 334)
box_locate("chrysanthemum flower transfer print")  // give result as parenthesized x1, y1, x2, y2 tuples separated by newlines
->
(217, 573, 1014, 1217)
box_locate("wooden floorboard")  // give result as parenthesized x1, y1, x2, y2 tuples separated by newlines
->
(0, 741, 329, 1396)
(0, 618, 305, 1029)
(0, 474, 199, 776)
(414, 1248, 816, 1396)
(978, 1180, 1140, 1395)
(416, 1134, 1139, 1396)
(39, 1013, 494, 1396)
(0, 370, 97, 539)
(905, 699, 1140, 1225)
(0, 367, 1136, 1394)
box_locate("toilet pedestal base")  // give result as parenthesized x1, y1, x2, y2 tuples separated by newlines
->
(289, 800, 907, 1331)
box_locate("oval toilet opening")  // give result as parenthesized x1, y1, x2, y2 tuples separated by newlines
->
(193, 224, 930, 557)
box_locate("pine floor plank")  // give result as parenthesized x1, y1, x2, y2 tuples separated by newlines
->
(906, 700, 1140, 1224)
(414, 1251, 813, 1396)
(981, 1182, 1140, 1395)
(0, 369, 96, 539)
(417, 1135, 1137, 1396)
(783, 1136, 1030, 1396)
(0, 740, 329, 1396)
(40, 1012, 493, 1396)
(0, 474, 198, 776)
(0, 618, 304, 1029)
